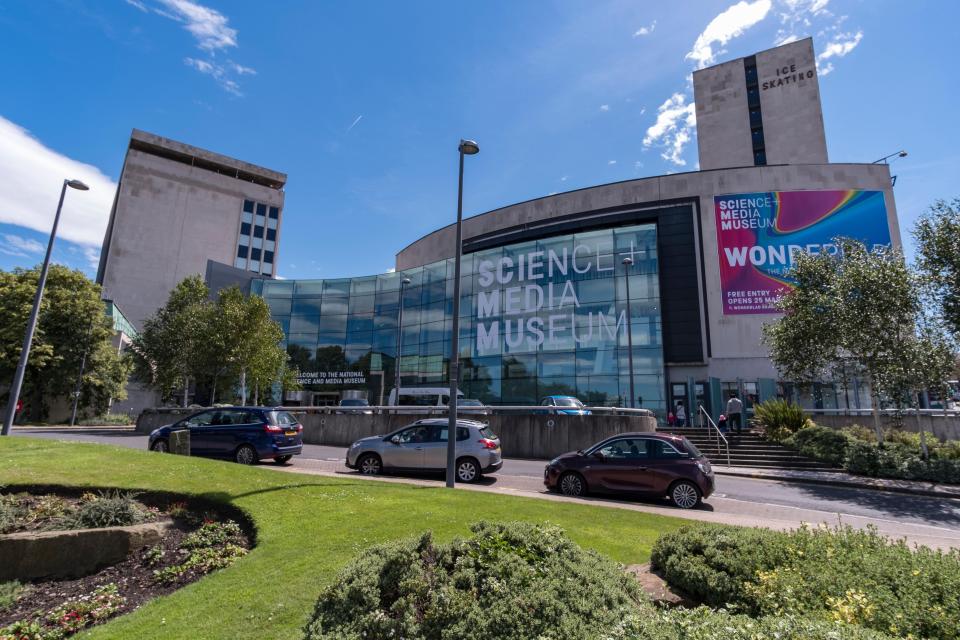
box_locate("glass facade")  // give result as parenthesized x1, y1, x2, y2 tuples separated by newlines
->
(251, 222, 664, 413)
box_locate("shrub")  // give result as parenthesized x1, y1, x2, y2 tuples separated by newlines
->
(0, 583, 124, 639)
(623, 607, 896, 639)
(0, 581, 25, 612)
(844, 441, 960, 483)
(788, 425, 851, 466)
(76, 413, 132, 426)
(67, 491, 151, 529)
(651, 523, 960, 640)
(181, 520, 244, 549)
(304, 521, 644, 640)
(751, 400, 812, 441)
(152, 519, 247, 585)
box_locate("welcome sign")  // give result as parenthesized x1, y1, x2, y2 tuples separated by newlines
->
(714, 190, 891, 314)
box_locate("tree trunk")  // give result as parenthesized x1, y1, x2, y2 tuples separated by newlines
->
(915, 391, 929, 460)
(210, 377, 216, 405)
(870, 378, 883, 444)
(182, 376, 189, 408)
(253, 383, 259, 406)
(240, 369, 247, 406)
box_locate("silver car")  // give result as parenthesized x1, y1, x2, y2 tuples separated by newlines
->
(346, 419, 503, 483)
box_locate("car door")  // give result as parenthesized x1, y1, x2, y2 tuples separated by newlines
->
(185, 411, 217, 455)
(419, 424, 448, 469)
(589, 438, 655, 493)
(381, 424, 428, 469)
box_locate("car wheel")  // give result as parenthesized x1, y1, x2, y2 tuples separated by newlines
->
(456, 458, 480, 483)
(559, 472, 587, 497)
(357, 453, 382, 475)
(150, 439, 169, 453)
(234, 445, 258, 465)
(670, 480, 701, 509)
(273, 455, 292, 465)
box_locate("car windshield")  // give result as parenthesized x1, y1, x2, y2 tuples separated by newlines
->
(340, 399, 368, 406)
(460, 399, 483, 406)
(265, 410, 297, 426)
(681, 437, 702, 458)
(554, 397, 583, 407)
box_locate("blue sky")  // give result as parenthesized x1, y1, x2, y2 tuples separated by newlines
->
(0, 0, 956, 280)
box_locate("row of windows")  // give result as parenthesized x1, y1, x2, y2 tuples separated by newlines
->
(238, 246, 275, 263)
(743, 55, 766, 167)
(243, 200, 281, 219)
(240, 223, 278, 241)
(237, 198, 281, 276)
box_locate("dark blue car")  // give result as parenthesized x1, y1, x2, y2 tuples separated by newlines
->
(537, 396, 592, 415)
(148, 407, 303, 465)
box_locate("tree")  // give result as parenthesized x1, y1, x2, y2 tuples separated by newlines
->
(763, 240, 954, 442)
(131, 276, 209, 405)
(914, 198, 960, 339)
(0, 265, 131, 421)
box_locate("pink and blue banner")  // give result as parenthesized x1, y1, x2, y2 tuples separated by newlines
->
(714, 190, 891, 314)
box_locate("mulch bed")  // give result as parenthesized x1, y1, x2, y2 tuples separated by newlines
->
(0, 491, 253, 633)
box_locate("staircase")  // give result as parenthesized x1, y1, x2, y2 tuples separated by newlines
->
(659, 427, 839, 471)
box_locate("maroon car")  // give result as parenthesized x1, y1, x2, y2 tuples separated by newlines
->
(543, 432, 714, 508)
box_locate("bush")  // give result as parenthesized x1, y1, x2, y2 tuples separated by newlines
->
(67, 491, 151, 529)
(76, 413, 132, 426)
(787, 425, 851, 466)
(304, 521, 644, 640)
(751, 400, 812, 441)
(651, 523, 960, 640)
(844, 441, 960, 483)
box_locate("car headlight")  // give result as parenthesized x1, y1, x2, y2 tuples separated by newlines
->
(350, 442, 360, 449)
(696, 461, 712, 474)
(549, 457, 560, 466)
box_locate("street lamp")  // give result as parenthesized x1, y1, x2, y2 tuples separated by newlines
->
(871, 150, 907, 164)
(621, 257, 636, 409)
(2, 179, 89, 435)
(446, 139, 479, 488)
(392, 277, 412, 407)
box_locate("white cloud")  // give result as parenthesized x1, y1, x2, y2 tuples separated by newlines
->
(775, 0, 833, 45)
(83, 247, 100, 270)
(384, 267, 396, 274)
(633, 20, 656, 37)
(642, 93, 697, 166)
(129, 0, 254, 95)
(560, 176, 568, 182)
(686, 0, 773, 69)
(817, 30, 862, 75)
(608, 160, 617, 165)
(599, 104, 610, 112)
(346, 115, 363, 133)
(634, 161, 643, 171)
(0, 234, 45, 258)
(0, 116, 116, 247)
(156, 0, 237, 51)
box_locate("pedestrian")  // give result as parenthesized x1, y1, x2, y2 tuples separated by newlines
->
(726, 392, 744, 434)
(667, 411, 676, 427)
(717, 413, 727, 433)
(675, 400, 686, 428)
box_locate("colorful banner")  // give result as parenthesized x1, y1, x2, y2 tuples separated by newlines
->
(714, 190, 891, 314)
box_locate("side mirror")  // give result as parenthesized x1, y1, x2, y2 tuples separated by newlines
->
(390, 435, 401, 445)
(591, 451, 605, 460)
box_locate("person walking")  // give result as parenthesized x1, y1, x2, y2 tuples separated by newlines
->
(726, 393, 744, 434)
(675, 400, 687, 428)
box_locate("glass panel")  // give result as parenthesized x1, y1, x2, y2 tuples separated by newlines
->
(267, 228, 277, 241)
(269, 206, 280, 219)
(243, 200, 254, 213)
(256, 203, 267, 216)
(237, 245, 248, 259)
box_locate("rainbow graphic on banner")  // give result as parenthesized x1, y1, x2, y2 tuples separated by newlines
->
(714, 190, 891, 315)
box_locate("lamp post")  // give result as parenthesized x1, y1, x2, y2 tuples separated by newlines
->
(447, 139, 479, 488)
(871, 149, 907, 164)
(2, 179, 89, 436)
(622, 257, 636, 409)
(392, 277, 412, 407)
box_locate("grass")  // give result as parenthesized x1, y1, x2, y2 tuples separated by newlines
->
(0, 437, 689, 639)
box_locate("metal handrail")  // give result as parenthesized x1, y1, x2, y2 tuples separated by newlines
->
(698, 404, 731, 468)
(808, 408, 960, 417)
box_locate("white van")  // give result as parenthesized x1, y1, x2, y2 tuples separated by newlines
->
(387, 387, 464, 410)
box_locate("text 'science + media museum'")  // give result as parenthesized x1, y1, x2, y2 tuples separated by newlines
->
(96, 39, 901, 419)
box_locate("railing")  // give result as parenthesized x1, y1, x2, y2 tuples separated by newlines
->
(144, 405, 655, 418)
(809, 408, 960, 417)
(698, 404, 731, 468)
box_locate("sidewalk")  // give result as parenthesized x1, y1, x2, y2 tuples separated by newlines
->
(12, 424, 135, 431)
(715, 465, 960, 499)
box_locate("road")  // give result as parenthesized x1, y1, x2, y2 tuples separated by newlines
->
(12, 427, 960, 549)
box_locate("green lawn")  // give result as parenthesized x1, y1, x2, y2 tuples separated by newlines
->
(0, 437, 689, 639)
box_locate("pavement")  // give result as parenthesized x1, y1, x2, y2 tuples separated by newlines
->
(9, 426, 960, 550)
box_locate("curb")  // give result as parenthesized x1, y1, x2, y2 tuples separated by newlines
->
(714, 468, 960, 500)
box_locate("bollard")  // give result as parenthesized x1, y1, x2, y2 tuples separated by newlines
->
(169, 429, 190, 456)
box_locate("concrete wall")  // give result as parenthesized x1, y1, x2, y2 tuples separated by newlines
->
(693, 57, 754, 171)
(811, 412, 960, 443)
(98, 132, 286, 329)
(136, 409, 657, 459)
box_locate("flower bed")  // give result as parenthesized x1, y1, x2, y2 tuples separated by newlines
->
(0, 494, 251, 639)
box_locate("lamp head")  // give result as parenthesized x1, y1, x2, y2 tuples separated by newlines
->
(458, 139, 480, 155)
(898, 150, 908, 158)
(66, 179, 90, 191)
(622, 257, 634, 266)
(401, 277, 412, 285)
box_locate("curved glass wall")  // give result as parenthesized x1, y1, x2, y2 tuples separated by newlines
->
(251, 222, 664, 414)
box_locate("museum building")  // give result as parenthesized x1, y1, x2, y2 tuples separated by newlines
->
(245, 38, 901, 419)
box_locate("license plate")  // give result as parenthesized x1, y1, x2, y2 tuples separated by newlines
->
(285, 430, 297, 436)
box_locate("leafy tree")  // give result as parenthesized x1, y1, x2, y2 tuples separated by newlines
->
(0, 265, 131, 421)
(764, 240, 955, 442)
(913, 198, 960, 339)
(131, 276, 209, 405)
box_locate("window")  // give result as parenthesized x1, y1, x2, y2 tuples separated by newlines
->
(256, 203, 267, 217)
(240, 222, 251, 236)
(596, 438, 649, 459)
(395, 425, 430, 443)
(251, 247, 262, 260)
(269, 206, 280, 219)
(267, 228, 277, 241)
(254, 225, 264, 238)
(243, 200, 254, 213)
(264, 251, 274, 264)
(650, 439, 684, 458)
(186, 411, 215, 426)
(237, 245, 248, 259)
